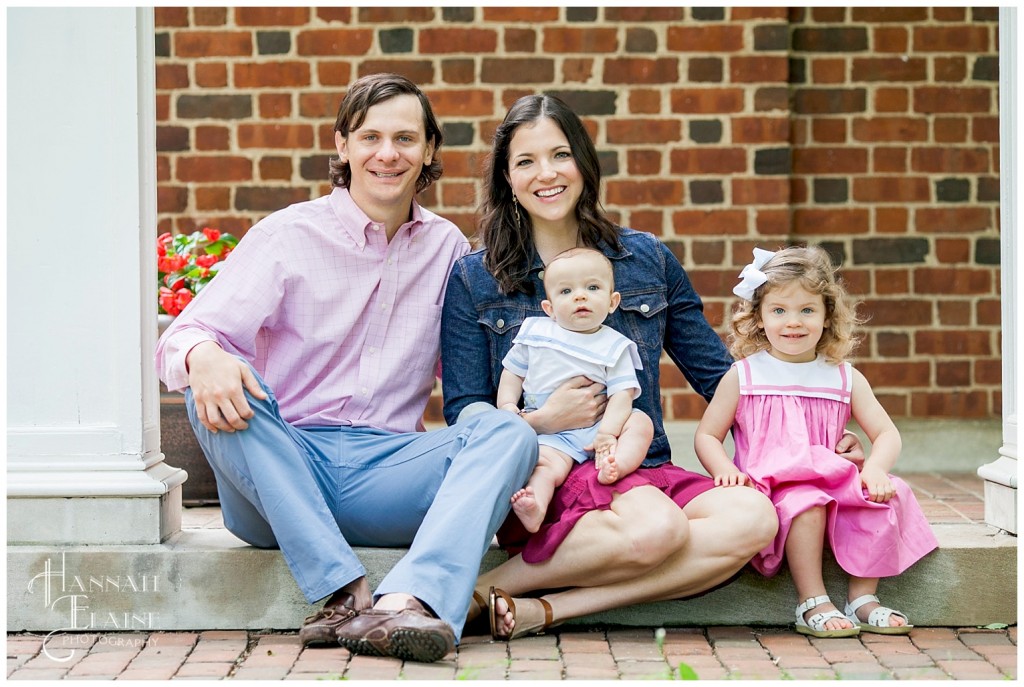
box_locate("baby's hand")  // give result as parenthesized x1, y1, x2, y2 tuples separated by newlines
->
(860, 465, 895, 502)
(499, 403, 521, 415)
(714, 469, 751, 488)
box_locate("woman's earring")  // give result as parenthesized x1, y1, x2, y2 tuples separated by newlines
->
(512, 195, 522, 230)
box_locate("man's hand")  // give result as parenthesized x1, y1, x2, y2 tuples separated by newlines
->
(186, 341, 267, 433)
(835, 430, 866, 470)
(534, 376, 607, 434)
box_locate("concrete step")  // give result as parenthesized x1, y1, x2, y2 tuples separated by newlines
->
(7, 473, 1016, 633)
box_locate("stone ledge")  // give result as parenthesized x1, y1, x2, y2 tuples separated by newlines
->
(7, 523, 1015, 632)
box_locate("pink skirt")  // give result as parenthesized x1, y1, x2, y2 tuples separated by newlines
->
(498, 461, 716, 563)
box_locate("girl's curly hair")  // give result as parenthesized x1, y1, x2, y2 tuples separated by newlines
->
(729, 245, 864, 364)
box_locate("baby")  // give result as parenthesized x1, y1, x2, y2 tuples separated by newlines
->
(498, 247, 654, 533)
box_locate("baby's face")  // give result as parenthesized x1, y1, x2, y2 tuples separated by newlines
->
(541, 252, 619, 334)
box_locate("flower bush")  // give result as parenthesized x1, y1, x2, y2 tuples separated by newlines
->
(157, 227, 238, 316)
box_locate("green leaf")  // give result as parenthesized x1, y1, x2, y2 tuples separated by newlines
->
(675, 663, 699, 680)
(981, 623, 1008, 630)
(204, 241, 226, 256)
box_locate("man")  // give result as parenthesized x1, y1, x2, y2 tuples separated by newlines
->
(156, 73, 537, 663)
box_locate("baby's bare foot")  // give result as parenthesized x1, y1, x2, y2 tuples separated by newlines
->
(598, 455, 619, 485)
(511, 487, 545, 533)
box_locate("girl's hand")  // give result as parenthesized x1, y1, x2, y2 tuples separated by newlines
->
(714, 470, 751, 488)
(860, 464, 895, 502)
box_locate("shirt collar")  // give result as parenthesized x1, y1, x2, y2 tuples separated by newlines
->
(329, 187, 426, 247)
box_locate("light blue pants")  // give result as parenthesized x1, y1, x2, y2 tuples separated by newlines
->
(185, 368, 537, 640)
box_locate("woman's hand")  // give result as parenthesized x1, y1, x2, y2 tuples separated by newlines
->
(528, 376, 607, 434)
(860, 464, 895, 502)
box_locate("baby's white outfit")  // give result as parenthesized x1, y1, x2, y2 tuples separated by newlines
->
(502, 316, 642, 462)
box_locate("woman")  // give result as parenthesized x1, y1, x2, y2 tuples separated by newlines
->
(440, 94, 861, 639)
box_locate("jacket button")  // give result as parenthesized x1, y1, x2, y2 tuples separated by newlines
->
(640, 304, 650, 313)
(496, 319, 505, 328)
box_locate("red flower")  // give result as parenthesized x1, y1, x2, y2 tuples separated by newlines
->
(158, 254, 187, 274)
(156, 228, 237, 316)
(159, 287, 180, 316)
(175, 288, 193, 312)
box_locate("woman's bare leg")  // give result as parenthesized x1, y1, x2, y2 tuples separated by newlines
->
(480, 485, 690, 595)
(482, 485, 778, 635)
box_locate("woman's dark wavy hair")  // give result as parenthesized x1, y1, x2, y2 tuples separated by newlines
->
(328, 72, 443, 194)
(479, 94, 620, 295)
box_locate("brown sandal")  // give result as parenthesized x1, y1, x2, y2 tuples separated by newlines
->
(462, 590, 490, 636)
(488, 586, 554, 641)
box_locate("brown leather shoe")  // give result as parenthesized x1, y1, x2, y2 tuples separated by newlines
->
(335, 597, 455, 663)
(299, 592, 359, 648)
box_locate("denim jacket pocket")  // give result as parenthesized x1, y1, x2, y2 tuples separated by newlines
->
(615, 289, 668, 352)
(478, 306, 526, 336)
(477, 306, 529, 383)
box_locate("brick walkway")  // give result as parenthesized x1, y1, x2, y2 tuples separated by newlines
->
(8, 472, 1015, 680)
(6, 626, 1016, 680)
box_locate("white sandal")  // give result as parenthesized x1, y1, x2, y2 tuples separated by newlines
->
(844, 594, 912, 635)
(795, 595, 860, 638)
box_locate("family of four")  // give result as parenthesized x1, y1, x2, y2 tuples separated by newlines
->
(156, 73, 936, 663)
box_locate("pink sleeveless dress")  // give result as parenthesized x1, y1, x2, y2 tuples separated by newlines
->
(732, 350, 938, 578)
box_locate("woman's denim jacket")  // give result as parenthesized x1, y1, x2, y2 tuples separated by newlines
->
(441, 228, 732, 468)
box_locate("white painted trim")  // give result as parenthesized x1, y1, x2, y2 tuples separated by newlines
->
(7, 427, 130, 458)
(7, 461, 188, 498)
(977, 7, 1018, 532)
(978, 456, 1018, 489)
(7, 453, 167, 472)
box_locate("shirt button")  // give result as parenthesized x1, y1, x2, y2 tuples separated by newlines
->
(361, 387, 368, 395)
(640, 304, 650, 313)
(538, 271, 545, 280)
(496, 319, 505, 328)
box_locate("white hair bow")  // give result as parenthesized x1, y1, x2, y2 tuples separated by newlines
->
(732, 247, 776, 301)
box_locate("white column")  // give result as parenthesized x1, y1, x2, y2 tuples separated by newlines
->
(977, 7, 1018, 534)
(6, 7, 185, 544)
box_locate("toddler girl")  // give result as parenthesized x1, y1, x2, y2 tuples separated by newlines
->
(695, 246, 938, 638)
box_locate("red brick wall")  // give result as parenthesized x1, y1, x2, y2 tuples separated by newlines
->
(154, 6, 1002, 422)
